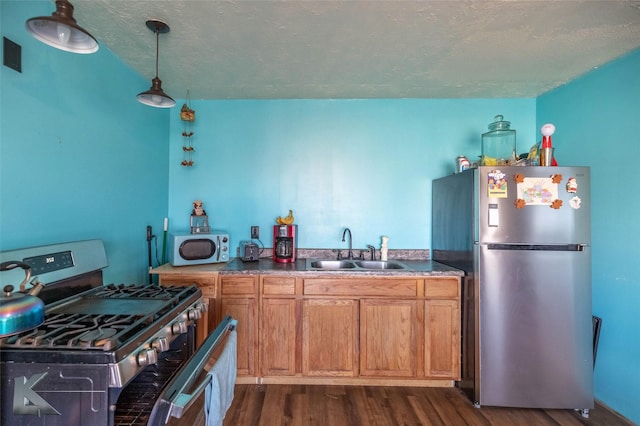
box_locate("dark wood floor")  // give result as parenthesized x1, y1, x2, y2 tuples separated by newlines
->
(223, 384, 633, 426)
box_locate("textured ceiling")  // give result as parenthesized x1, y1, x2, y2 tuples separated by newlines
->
(67, 0, 640, 100)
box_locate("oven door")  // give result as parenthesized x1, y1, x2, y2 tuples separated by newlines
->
(147, 316, 237, 426)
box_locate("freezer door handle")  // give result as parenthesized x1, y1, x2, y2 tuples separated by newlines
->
(486, 243, 587, 251)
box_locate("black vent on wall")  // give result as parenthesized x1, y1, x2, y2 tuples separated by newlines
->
(3, 37, 21, 73)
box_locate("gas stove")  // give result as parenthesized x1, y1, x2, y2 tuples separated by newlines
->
(0, 240, 211, 426)
(1, 283, 204, 385)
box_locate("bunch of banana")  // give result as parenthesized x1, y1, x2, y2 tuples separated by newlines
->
(276, 210, 294, 225)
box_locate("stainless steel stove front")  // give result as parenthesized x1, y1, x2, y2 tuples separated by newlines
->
(0, 240, 210, 426)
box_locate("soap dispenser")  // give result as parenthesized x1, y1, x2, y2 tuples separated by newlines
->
(380, 236, 389, 261)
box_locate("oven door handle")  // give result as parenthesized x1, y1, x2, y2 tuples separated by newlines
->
(170, 371, 213, 417)
(149, 316, 237, 425)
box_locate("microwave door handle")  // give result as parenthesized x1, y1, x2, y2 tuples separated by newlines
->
(216, 235, 221, 262)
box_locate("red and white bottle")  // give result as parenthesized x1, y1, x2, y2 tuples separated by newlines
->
(540, 123, 555, 166)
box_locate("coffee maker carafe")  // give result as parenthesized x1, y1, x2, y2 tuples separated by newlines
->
(273, 225, 297, 263)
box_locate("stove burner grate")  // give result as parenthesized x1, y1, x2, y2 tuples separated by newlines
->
(3, 312, 144, 350)
(0, 284, 200, 352)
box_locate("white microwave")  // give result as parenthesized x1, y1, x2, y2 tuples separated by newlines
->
(168, 232, 230, 266)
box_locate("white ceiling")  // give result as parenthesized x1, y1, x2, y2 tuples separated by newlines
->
(67, 0, 640, 100)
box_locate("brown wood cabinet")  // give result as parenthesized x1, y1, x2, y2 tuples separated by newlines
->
(301, 276, 460, 382)
(158, 272, 218, 347)
(156, 270, 258, 378)
(157, 267, 460, 385)
(424, 277, 461, 379)
(220, 275, 258, 377)
(360, 299, 418, 377)
(260, 276, 297, 376)
(302, 298, 359, 377)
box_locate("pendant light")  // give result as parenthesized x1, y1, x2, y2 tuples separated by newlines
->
(137, 20, 175, 108)
(25, 0, 98, 54)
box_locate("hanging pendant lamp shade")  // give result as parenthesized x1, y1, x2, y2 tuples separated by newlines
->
(137, 20, 175, 108)
(25, 0, 98, 54)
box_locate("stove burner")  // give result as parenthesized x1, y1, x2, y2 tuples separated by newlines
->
(0, 284, 201, 354)
(79, 327, 118, 349)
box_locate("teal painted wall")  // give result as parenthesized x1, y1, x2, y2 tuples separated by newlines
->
(0, 1, 170, 284)
(537, 48, 640, 424)
(2, 1, 638, 422)
(167, 99, 535, 250)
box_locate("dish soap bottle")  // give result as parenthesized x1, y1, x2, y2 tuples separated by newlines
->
(481, 115, 517, 166)
(380, 236, 389, 261)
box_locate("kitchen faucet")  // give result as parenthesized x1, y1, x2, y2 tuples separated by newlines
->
(341, 228, 353, 259)
(366, 245, 376, 260)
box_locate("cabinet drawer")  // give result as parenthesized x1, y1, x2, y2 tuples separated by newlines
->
(262, 276, 296, 295)
(159, 274, 217, 293)
(221, 276, 257, 295)
(425, 278, 460, 298)
(304, 278, 418, 297)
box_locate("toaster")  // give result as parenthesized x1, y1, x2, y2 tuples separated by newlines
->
(239, 240, 259, 261)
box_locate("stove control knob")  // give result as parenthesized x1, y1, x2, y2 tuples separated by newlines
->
(137, 348, 158, 366)
(152, 336, 169, 353)
(172, 320, 187, 335)
(188, 307, 202, 321)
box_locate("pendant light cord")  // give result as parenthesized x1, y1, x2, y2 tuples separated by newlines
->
(155, 28, 160, 78)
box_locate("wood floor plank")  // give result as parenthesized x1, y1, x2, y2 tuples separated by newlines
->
(435, 388, 490, 426)
(384, 386, 424, 425)
(346, 386, 377, 425)
(223, 384, 634, 426)
(259, 383, 289, 426)
(224, 383, 265, 426)
(423, 387, 474, 425)
(287, 389, 309, 426)
(476, 405, 565, 426)
(364, 385, 404, 425)
(406, 393, 446, 426)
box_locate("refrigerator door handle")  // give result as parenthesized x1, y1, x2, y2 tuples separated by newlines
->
(485, 243, 587, 252)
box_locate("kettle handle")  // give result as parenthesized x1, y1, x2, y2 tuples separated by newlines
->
(0, 261, 32, 292)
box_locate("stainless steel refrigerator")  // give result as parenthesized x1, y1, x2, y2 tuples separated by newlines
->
(432, 166, 593, 414)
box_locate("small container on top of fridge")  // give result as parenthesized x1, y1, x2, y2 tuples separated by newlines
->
(481, 115, 516, 166)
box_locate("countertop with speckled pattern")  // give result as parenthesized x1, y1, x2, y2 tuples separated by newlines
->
(152, 250, 463, 277)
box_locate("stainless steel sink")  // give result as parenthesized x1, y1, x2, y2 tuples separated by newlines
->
(306, 259, 409, 271)
(354, 260, 405, 270)
(308, 260, 356, 269)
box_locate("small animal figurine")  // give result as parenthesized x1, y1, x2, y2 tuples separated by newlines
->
(192, 200, 206, 216)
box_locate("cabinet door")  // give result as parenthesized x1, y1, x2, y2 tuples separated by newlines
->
(221, 297, 257, 376)
(360, 299, 418, 377)
(425, 299, 460, 379)
(159, 274, 217, 348)
(261, 298, 297, 376)
(220, 275, 258, 377)
(302, 299, 358, 377)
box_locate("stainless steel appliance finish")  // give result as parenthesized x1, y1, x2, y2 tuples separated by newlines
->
(0, 239, 228, 426)
(239, 240, 259, 261)
(432, 166, 593, 413)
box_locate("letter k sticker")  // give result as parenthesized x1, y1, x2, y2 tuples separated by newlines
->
(13, 372, 61, 416)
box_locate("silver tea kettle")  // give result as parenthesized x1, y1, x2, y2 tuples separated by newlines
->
(0, 261, 45, 337)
